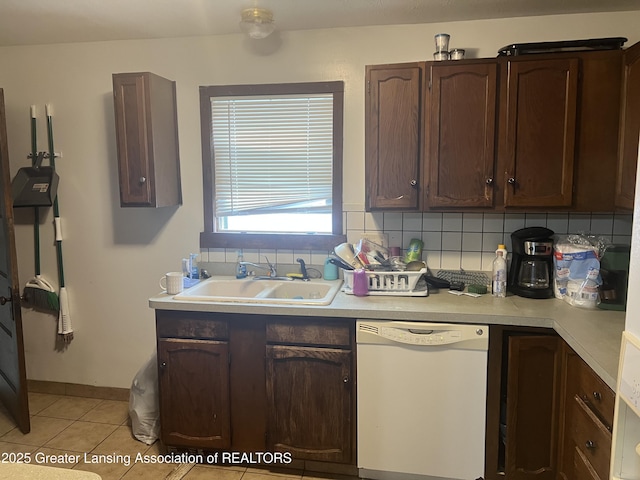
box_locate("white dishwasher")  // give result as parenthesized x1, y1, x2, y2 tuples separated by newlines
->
(356, 320, 488, 480)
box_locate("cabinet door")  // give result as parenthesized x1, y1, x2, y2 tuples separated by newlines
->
(158, 338, 231, 449)
(426, 62, 498, 207)
(616, 41, 640, 209)
(571, 50, 622, 212)
(113, 72, 182, 207)
(503, 58, 579, 207)
(266, 345, 352, 463)
(505, 335, 561, 480)
(365, 63, 424, 210)
(113, 73, 152, 205)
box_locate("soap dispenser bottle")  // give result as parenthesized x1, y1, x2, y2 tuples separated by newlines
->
(236, 251, 247, 279)
(189, 253, 199, 279)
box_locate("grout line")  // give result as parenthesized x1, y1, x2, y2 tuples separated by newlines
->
(217, 211, 633, 269)
(165, 462, 195, 480)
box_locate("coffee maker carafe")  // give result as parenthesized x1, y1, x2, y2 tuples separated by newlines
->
(509, 227, 555, 299)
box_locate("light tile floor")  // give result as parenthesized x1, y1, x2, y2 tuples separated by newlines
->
(0, 392, 358, 480)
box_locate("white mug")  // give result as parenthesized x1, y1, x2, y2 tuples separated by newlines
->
(160, 272, 184, 295)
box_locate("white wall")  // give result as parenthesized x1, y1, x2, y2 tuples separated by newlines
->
(0, 11, 639, 388)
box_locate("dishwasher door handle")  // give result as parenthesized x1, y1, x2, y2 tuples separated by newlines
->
(357, 321, 489, 350)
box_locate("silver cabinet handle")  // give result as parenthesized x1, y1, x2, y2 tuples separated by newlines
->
(410, 180, 417, 187)
(343, 376, 349, 384)
(486, 178, 494, 185)
(593, 391, 602, 401)
(139, 176, 147, 184)
(585, 440, 595, 449)
(507, 177, 516, 185)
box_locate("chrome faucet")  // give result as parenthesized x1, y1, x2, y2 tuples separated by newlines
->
(239, 256, 278, 277)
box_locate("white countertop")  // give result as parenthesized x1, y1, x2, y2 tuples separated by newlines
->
(150, 284, 625, 390)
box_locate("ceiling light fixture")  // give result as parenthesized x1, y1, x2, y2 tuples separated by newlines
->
(239, 7, 276, 39)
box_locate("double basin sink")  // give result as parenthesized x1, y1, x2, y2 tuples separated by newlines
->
(173, 277, 343, 306)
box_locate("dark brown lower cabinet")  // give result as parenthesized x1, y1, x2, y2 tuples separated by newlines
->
(155, 311, 355, 466)
(573, 447, 601, 480)
(157, 338, 231, 449)
(485, 326, 561, 480)
(265, 318, 354, 464)
(557, 342, 615, 480)
(266, 345, 352, 463)
(486, 327, 615, 480)
(505, 335, 561, 480)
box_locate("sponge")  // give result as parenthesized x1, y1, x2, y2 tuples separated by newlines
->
(468, 284, 488, 294)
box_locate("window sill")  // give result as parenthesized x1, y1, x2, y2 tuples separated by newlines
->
(200, 232, 347, 251)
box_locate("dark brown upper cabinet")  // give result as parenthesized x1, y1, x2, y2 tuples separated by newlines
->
(571, 50, 623, 212)
(113, 72, 182, 207)
(426, 61, 498, 208)
(365, 46, 631, 213)
(365, 63, 424, 210)
(500, 51, 624, 212)
(500, 58, 579, 208)
(616, 41, 640, 210)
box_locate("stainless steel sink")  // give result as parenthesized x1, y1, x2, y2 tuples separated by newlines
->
(173, 277, 343, 305)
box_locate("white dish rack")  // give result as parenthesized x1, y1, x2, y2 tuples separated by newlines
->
(342, 268, 428, 297)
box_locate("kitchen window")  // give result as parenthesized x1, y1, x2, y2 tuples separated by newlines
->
(199, 81, 345, 250)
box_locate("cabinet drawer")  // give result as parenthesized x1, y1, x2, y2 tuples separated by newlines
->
(575, 357, 615, 429)
(571, 395, 611, 480)
(573, 446, 602, 480)
(266, 319, 351, 347)
(156, 312, 228, 340)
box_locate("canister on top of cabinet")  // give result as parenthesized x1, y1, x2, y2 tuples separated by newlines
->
(450, 49, 466, 60)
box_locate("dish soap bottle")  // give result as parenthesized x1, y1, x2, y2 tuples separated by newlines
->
(492, 248, 507, 298)
(235, 251, 247, 279)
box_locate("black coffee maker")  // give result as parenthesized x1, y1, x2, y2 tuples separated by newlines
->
(509, 227, 555, 299)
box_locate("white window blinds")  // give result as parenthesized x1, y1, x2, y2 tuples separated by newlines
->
(211, 93, 334, 217)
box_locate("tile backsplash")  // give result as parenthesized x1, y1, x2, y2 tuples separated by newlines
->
(204, 210, 633, 273)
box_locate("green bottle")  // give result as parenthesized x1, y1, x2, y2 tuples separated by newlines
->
(404, 239, 424, 263)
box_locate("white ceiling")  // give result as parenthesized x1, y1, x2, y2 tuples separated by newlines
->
(1, 0, 639, 47)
